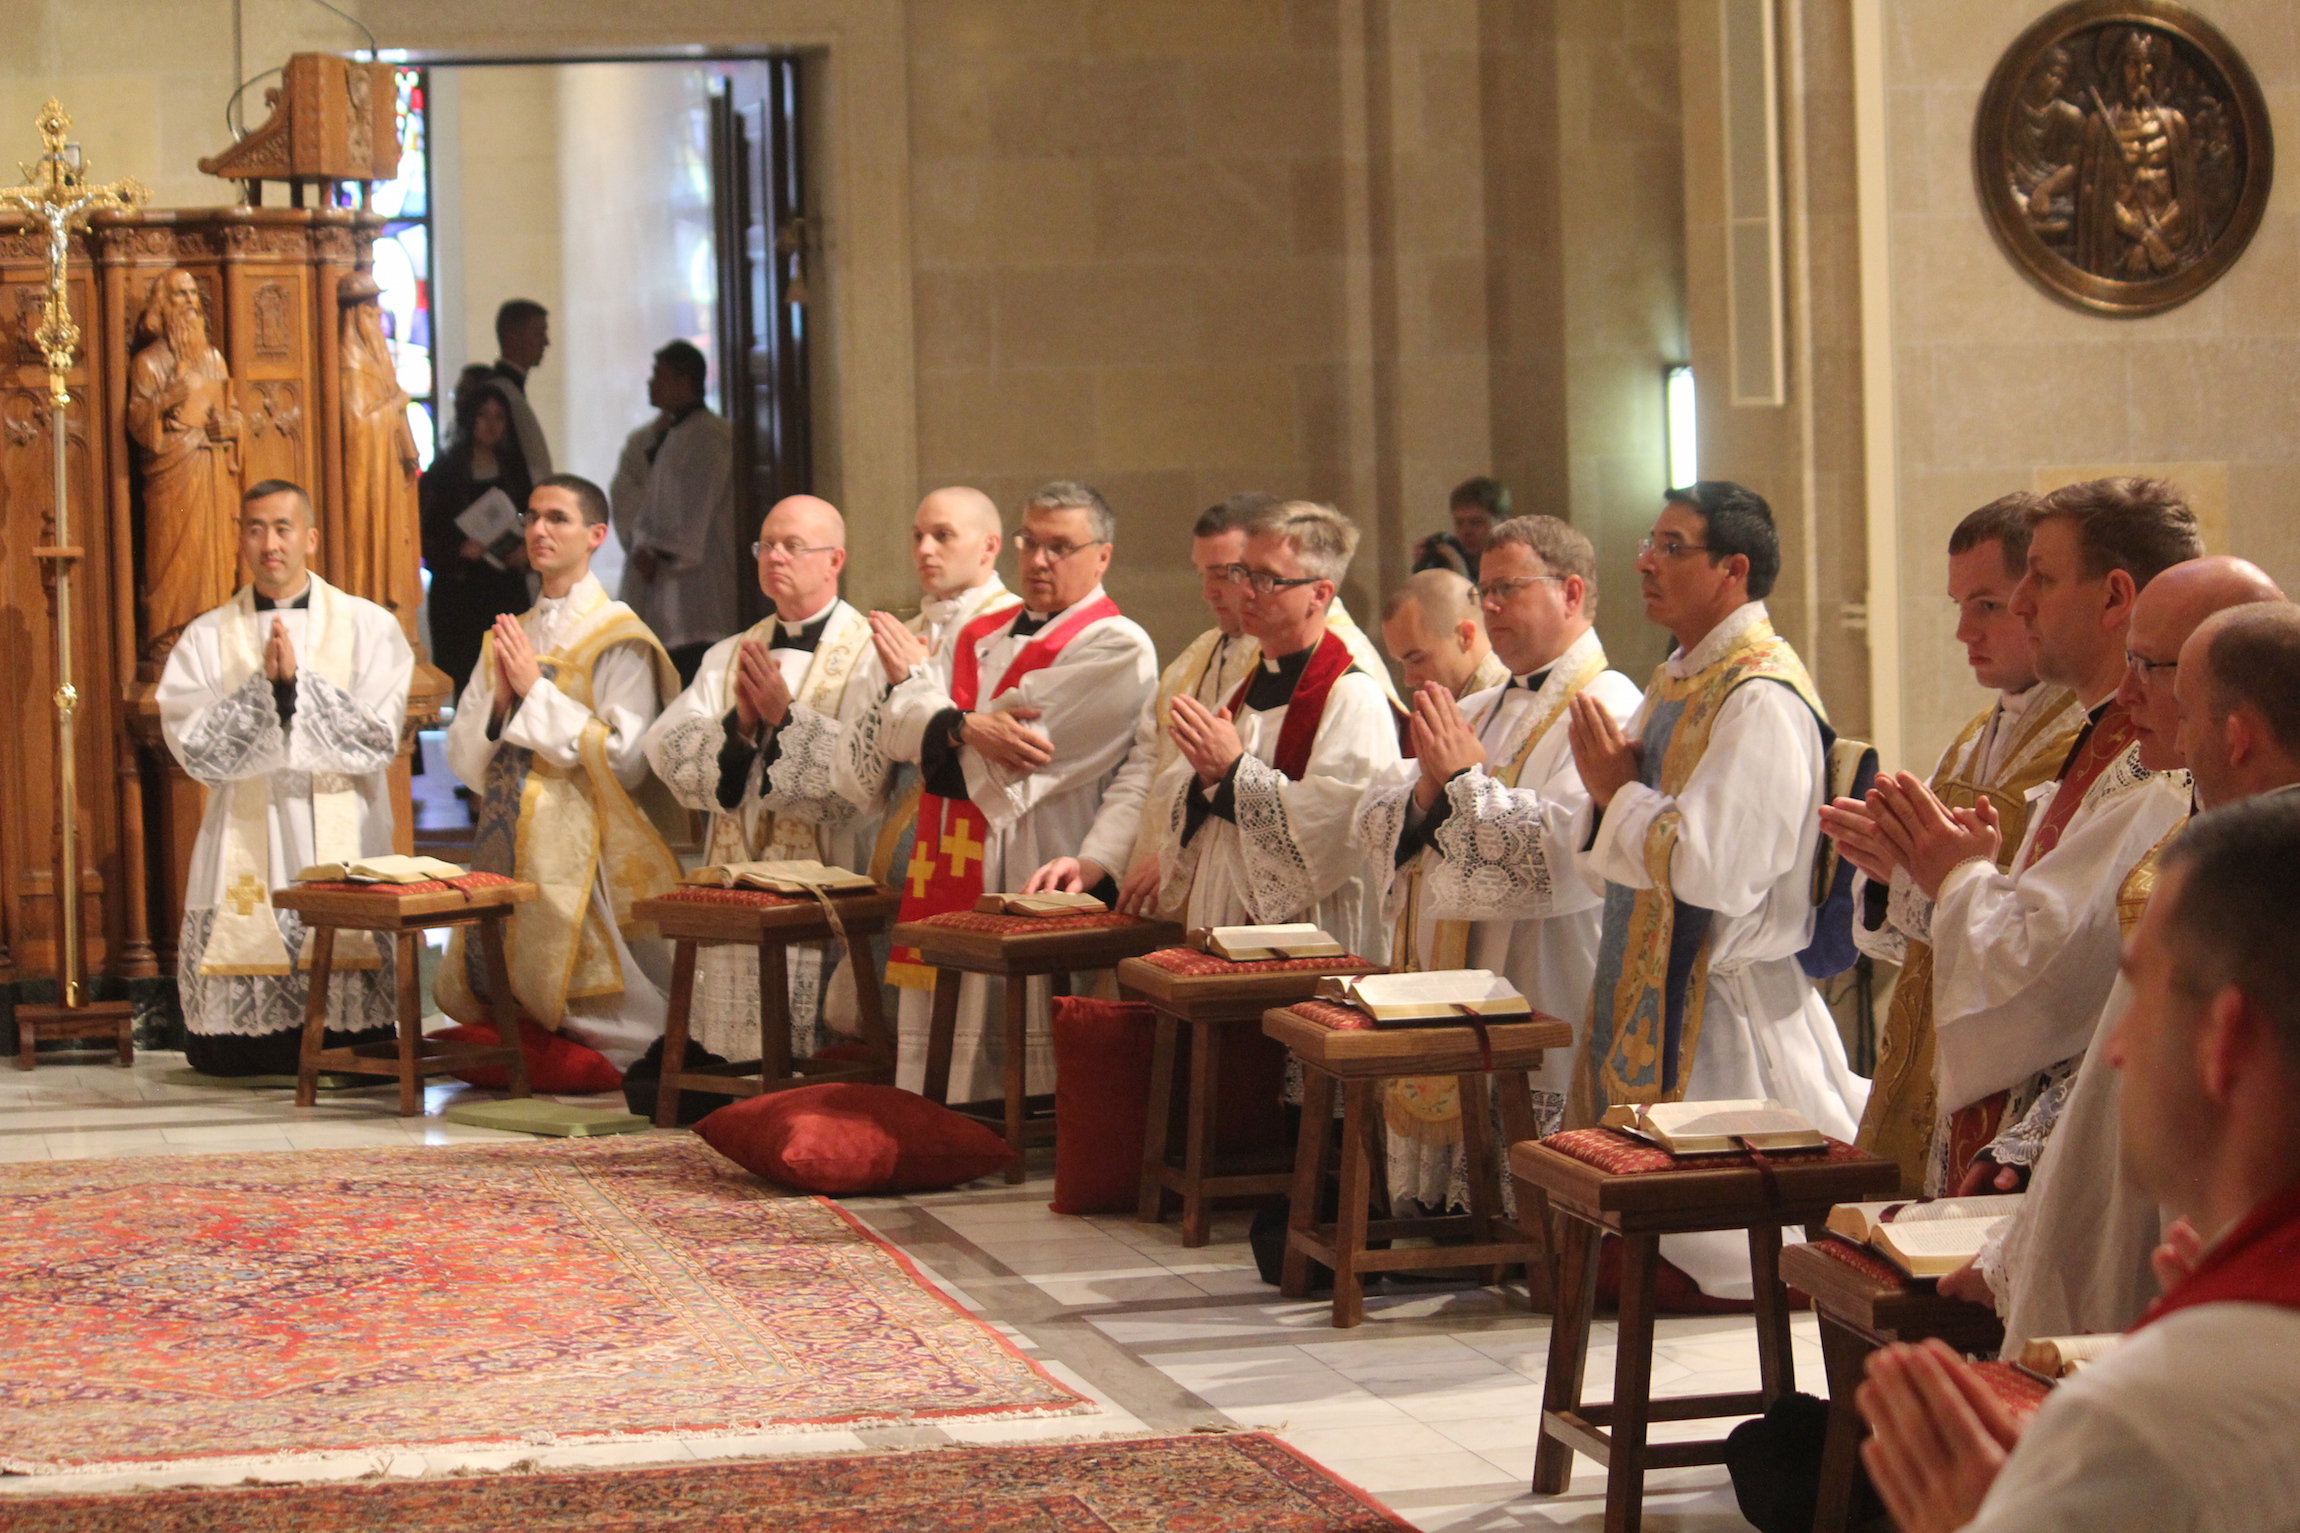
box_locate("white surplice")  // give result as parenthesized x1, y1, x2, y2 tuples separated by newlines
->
(1353, 629, 1642, 1205)
(877, 586, 1158, 1102)
(1959, 1303, 2300, 1533)
(160, 584, 413, 1045)
(1151, 645, 1400, 962)
(609, 406, 737, 654)
(445, 571, 671, 1067)
(1575, 601, 1871, 1297)
(829, 577, 1020, 829)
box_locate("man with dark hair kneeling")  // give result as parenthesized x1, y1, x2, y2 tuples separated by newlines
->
(1857, 793, 2300, 1532)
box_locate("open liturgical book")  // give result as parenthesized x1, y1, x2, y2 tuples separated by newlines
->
(1317, 969, 1532, 1024)
(1824, 1193, 2025, 1279)
(1601, 1099, 1828, 1157)
(1193, 923, 1345, 960)
(974, 891, 1108, 917)
(295, 855, 468, 884)
(684, 860, 877, 894)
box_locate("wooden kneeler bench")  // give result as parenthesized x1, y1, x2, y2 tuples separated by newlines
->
(1115, 947, 1381, 1247)
(1509, 1130, 1897, 1533)
(641, 884, 903, 1128)
(1266, 1000, 1572, 1327)
(892, 910, 1180, 1184)
(274, 874, 536, 1116)
(1779, 1235, 2007, 1533)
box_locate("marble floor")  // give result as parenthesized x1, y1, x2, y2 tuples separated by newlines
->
(0, 1052, 1801, 1530)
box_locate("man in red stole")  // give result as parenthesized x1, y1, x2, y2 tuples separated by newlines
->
(1851, 479, 2199, 1192)
(1856, 794, 2300, 1532)
(878, 481, 1157, 1104)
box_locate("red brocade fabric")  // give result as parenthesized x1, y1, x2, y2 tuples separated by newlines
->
(913, 910, 1151, 936)
(1139, 948, 1377, 976)
(295, 871, 519, 896)
(1049, 999, 1158, 1215)
(434, 1017, 624, 1094)
(659, 886, 810, 908)
(696, 1084, 1016, 1196)
(1284, 1001, 1378, 1032)
(1969, 1359, 2054, 1418)
(1540, 1127, 1870, 1177)
(1804, 1234, 1916, 1288)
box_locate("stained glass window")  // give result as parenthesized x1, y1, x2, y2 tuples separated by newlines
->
(338, 67, 436, 468)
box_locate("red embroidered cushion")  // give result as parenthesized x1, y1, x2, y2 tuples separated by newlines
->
(656, 886, 809, 908)
(297, 871, 519, 895)
(1282, 1000, 1378, 1032)
(1138, 947, 1377, 976)
(435, 1016, 624, 1094)
(913, 910, 1150, 935)
(1803, 1234, 1914, 1288)
(694, 1084, 1016, 1195)
(1049, 997, 1158, 1215)
(1541, 1126, 1870, 1176)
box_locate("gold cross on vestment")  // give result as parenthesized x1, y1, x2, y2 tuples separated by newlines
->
(905, 844, 937, 899)
(225, 873, 268, 917)
(0, 100, 149, 405)
(941, 818, 986, 878)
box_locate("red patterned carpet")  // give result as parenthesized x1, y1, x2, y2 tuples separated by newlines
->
(0, 1138, 1086, 1473)
(0, 1433, 1412, 1532)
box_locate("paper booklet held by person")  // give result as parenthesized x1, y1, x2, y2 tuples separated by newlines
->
(1193, 923, 1345, 960)
(2016, 1333, 2121, 1379)
(684, 860, 877, 894)
(453, 486, 525, 570)
(1824, 1193, 2026, 1247)
(975, 891, 1108, 917)
(295, 854, 468, 885)
(1601, 1098, 1827, 1157)
(1316, 969, 1532, 1024)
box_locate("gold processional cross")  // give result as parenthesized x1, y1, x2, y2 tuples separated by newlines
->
(0, 101, 148, 1007)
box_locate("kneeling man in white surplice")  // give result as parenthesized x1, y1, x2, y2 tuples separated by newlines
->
(160, 479, 414, 1077)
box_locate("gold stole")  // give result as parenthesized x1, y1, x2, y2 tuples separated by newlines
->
(1122, 627, 1257, 894)
(435, 598, 683, 1029)
(705, 604, 873, 868)
(1384, 643, 1609, 1146)
(202, 576, 376, 975)
(1856, 688, 2083, 1193)
(1580, 618, 1825, 1115)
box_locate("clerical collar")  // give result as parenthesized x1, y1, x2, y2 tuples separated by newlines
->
(772, 597, 839, 651)
(1505, 667, 1551, 694)
(1243, 643, 1316, 712)
(253, 587, 311, 611)
(1011, 588, 1100, 640)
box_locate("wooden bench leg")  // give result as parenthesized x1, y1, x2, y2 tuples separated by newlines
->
(478, 912, 530, 1099)
(761, 939, 794, 1087)
(1749, 1223, 1796, 1402)
(1496, 1071, 1556, 1311)
(1533, 1213, 1601, 1494)
(921, 968, 962, 1104)
(115, 1012, 134, 1066)
(1180, 1017, 1221, 1247)
(1281, 1067, 1335, 1299)
(1604, 1232, 1661, 1533)
(1137, 1010, 1182, 1225)
(1813, 1312, 1874, 1533)
(851, 938, 895, 1078)
(395, 930, 423, 1117)
(1000, 975, 1029, 1184)
(1457, 1073, 1505, 1288)
(294, 925, 338, 1108)
(16, 1015, 35, 1071)
(655, 939, 699, 1128)
(1331, 1077, 1376, 1328)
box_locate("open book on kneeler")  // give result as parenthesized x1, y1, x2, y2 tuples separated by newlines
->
(1191, 923, 1345, 960)
(1602, 1098, 1828, 1156)
(296, 854, 469, 885)
(1826, 1192, 2023, 1245)
(975, 890, 1107, 917)
(684, 859, 877, 893)
(1315, 969, 1531, 1025)
(1519, 1128, 1895, 1229)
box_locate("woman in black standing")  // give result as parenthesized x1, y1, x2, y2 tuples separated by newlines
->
(421, 365, 534, 696)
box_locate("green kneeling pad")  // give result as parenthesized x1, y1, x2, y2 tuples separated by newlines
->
(164, 1068, 371, 1092)
(441, 1098, 652, 1137)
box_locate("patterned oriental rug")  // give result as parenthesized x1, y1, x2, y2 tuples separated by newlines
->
(0, 1139, 1086, 1474)
(0, 1434, 1412, 1532)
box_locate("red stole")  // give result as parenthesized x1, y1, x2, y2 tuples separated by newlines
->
(1946, 700, 2143, 1177)
(1224, 629, 1355, 781)
(2137, 1181, 2300, 1330)
(889, 596, 1122, 989)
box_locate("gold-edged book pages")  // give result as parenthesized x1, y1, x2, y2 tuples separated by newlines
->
(1316, 969, 1531, 1022)
(1192, 923, 1345, 960)
(295, 854, 467, 885)
(684, 860, 877, 894)
(1601, 1098, 1826, 1157)
(2017, 1333, 2120, 1379)
(974, 891, 1108, 917)
(1824, 1192, 2025, 1247)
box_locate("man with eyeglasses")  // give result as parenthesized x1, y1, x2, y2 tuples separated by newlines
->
(1355, 516, 1640, 1215)
(1379, 569, 1508, 701)
(641, 493, 883, 1065)
(1564, 480, 1870, 1300)
(441, 474, 685, 1069)
(1144, 500, 1398, 960)
(877, 481, 1157, 1103)
(1845, 480, 2202, 1206)
(1820, 495, 2088, 1195)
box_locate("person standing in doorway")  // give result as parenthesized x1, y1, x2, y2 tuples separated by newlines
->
(421, 365, 534, 695)
(611, 339, 738, 683)
(488, 298, 553, 480)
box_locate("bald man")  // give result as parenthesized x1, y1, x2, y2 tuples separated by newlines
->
(1380, 569, 1507, 699)
(642, 493, 883, 1063)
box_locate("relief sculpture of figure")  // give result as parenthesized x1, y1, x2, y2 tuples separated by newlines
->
(338, 272, 423, 636)
(128, 269, 245, 656)
(2010, 43, 2084, 248)
(2074, 28, 2202, 280)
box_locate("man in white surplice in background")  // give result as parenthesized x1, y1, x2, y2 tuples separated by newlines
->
(442, 473, 684, 1069)
(877, 481, 1158, 1103)
(1354, 515, 1641, 1210)
(611, 339, 737, 684)
(160, 479, 413, 1077)
(1148, 500, 1399, 960)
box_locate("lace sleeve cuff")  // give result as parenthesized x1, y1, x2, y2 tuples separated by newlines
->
(1985, 1056, 2082, 1168)
(761, 703, 859, 829)
(174, 670, 287, 784)
(1887, 867, 1935, 945)
(1426, 767, 1564, 920)
(286, 669, 398, 776)
(1229, 752, 1316, 923)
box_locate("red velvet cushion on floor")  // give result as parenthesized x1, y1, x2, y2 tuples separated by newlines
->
(1049, 997, 1158, 1215)
(695, 1083, 1016, 1195)
(434, 1017, 624, 1095)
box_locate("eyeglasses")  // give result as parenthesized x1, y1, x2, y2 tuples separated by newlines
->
(754, 539, 839, 560)
(1476, 574, 1564, 604)
(1638, 535, 1712, 561)
(1013, 534, 1107, 563)
(1224, 566, 1324, 595)
(2125, 649, 2180, 682)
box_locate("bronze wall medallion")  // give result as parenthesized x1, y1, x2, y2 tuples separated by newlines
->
(1975, 0, 2271, 316)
